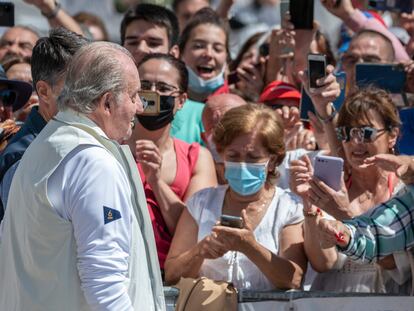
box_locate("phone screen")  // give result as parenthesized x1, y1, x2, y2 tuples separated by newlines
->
(308, 59, 326, 89)
(289, 0, 314, 29)
(0, 2, 14, 27)
(356, 63, 406, 93)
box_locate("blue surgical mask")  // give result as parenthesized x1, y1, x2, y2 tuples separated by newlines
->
(224, 161, 268, 196)
(186, 65, 225, 94)
(206, 134, 224, 164)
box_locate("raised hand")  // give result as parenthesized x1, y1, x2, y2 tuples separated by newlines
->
(364, 154, 414, 185)
(135, 140, 162, 185)
(298, 65, 341, 119)
(320, 0, 356, 21)
(308, 174, 352, 220)
(289, 154, 314, 198)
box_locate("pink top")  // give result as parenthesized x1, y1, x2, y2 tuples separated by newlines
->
(138, 138, 200, 269)
(345, 9, 410, 61)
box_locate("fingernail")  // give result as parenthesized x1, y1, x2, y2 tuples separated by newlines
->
(335, 232, 345, 243)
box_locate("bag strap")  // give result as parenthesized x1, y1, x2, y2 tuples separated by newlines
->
(181, 278, 205, 311)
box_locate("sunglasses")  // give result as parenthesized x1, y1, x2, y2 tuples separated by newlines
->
(336, 126, 389, 143)
(0, 89, 16, 107)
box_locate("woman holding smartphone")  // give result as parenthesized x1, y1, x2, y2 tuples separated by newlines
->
(165, 104, 308, 290)
(291, 74, 411, 293)
(127, 53, 217, 275)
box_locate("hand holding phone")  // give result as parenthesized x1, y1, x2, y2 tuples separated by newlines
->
(308, 54, 327, 91)
(313, 155, 344, 191)
(220, 215, 244, 229)
(300, 71, 346, 122)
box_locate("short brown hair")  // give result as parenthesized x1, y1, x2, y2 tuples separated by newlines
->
(337, 87, 401, 129)
(213, 104, 286, 178)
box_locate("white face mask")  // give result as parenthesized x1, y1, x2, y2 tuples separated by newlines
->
(186, 65, 225, 94)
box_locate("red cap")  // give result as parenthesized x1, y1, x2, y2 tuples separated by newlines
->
(259, 81, 301, 107)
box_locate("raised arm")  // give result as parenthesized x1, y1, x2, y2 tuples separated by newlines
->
(24, 0, 84, 36)
(321, 0, 410, 61)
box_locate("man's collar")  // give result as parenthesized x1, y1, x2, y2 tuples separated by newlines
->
(54, 109, 108, 138)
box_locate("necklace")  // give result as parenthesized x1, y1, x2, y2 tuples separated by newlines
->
(224, 186, 275, 214)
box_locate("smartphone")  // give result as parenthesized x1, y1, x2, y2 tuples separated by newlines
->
(368, 0, 413, 13)
(280, 0, 290, 22)
(300, 71, 347, 122)
(289, 0, 314, 29)
(0, 2, 14, 27)
(139, 90, 160, 115)
(220, 215, 243, 229)
(313, 155, 344, 191)
(356, 63, 406, 94)
(308, 54, 327, 91)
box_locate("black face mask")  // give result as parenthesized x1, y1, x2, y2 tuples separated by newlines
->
(137, 95, 176, 131)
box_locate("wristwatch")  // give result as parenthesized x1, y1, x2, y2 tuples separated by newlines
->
(41, 1, 61, 19)
(315, 102, 337, 124)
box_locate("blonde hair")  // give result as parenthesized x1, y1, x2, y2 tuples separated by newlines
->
(213, 104, 285, 179)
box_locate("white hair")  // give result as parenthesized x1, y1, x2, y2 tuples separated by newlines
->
(58, 41, 135, 114)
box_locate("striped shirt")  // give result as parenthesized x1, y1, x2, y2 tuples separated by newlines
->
(340, 185, 414, 263)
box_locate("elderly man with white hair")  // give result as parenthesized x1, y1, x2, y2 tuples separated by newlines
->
(0, 42, 165, 311)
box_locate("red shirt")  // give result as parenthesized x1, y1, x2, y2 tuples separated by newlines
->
(138, 138, 200, 269)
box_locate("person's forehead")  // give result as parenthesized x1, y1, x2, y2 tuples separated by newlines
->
(349, 35, 388, 58)
(189, 24, 226, 44)
(125, 19, 169, 41)
(6, 63, 32, 83)
(178, 0, 209, 13)
(1, 27, 38, 44)
(139, 59, 179, 84)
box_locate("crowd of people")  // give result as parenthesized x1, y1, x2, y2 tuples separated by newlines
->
(0, 0, 413, 310)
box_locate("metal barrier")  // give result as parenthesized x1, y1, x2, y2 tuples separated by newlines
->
(163, 287, 414, 311)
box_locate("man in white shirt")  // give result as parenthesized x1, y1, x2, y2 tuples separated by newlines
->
(0, 42, 165, 311)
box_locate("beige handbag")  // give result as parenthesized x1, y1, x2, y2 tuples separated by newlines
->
(174, 277, 238, 311)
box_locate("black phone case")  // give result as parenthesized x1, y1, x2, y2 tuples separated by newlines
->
(0, 2, 14, 27)
(289, 0, 314, 29)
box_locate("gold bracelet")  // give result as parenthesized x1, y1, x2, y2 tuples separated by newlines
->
(303, 208, 323, 217)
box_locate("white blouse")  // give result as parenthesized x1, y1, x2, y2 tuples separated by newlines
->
(187, 185, 303, 290)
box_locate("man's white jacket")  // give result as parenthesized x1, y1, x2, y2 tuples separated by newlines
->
(0, 109, 165, 311)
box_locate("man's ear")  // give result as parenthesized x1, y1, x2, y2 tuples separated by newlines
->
(169, 44, 180, 59)
(99, 92, 112, 114)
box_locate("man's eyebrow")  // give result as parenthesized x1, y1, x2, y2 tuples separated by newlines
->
(124, 35, 164, 41)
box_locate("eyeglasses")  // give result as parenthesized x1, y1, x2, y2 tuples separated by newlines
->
(0, 89, 16, 107)
(341, 54, 382, 67)
(140, 80, 180, 94)
(336, 126, 389, 143)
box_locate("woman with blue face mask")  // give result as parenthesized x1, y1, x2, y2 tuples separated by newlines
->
(179, 8, 229, 103)
(165, 104, 308, 291)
